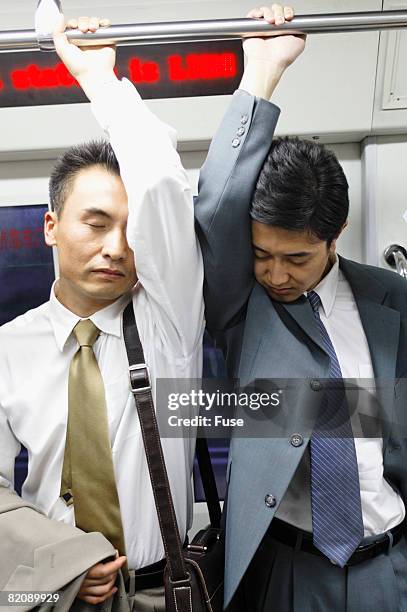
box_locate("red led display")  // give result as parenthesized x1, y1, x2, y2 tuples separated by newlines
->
(168, 53, 237, 81)
(129, 58, 160, 84)
(0, 40, 243, 108)
(0, 227, 44, 250)
(10, 63, 78, 90)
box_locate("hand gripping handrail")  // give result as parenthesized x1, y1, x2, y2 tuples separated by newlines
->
(1, 9, 407, 53)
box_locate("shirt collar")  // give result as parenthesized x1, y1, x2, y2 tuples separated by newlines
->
(49, 280, 132, 351)
(307, 255, 339, 318)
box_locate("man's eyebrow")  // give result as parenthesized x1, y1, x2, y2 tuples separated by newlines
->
(286, 251, 311, 257)
(82, 207, 112, 220)
(252, 243, 269, 253)
(252, 243, 312, 257)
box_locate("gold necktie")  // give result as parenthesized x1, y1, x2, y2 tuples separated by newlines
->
(60, 319, 127, 563)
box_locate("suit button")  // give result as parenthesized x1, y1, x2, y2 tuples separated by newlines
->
(232, 138, 241, 148)
(290, 433, 303, 447)
(310, 379, 323, 391)
(265, 494, 276, 508)
(236, 126, 245, 136)
(240, 114, 249, 124)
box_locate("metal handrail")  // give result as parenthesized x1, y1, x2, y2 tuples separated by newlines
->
(1, 10, 407, 52)
(384, 245, 407, 278)
(393, 250, 407, 279)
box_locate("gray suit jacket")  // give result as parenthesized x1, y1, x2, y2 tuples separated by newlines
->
(194, 91, 407, 607)
(0, 487, 122, 611)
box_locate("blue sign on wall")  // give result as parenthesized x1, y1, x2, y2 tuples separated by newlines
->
(0, 204, 55, 326)
(0, 204, 55, 493)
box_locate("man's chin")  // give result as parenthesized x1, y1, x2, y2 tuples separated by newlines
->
(267, 288, 301, 303)
(83, 279, 132, 302)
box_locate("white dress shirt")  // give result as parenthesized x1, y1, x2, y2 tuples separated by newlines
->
(313, 256, 405, 536)
(0, 78, 205, 569)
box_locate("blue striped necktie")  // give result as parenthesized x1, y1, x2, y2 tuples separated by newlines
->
(307, 290, 364, 567)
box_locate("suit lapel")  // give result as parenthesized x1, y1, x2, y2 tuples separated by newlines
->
(239, 284, 329, 384)
(339, 257, 400, 381)
(356, 300, 400, 380)
(277, 295, 328, 357)
(339, 257, 400, 449)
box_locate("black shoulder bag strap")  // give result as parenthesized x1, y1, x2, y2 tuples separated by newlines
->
(122, 301, 221, 584)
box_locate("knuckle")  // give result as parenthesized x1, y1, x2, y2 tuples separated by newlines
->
(92, 569, 105, 579)
(90, 585, 109, 597)
(98, 586, 110, 595)
(102, 574, 115, 585)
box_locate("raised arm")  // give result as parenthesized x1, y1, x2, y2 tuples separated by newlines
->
(195, 5, 305, 333)
(53, 18, 204, 358)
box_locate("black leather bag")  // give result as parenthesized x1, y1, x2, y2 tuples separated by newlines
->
(123, 303, 224, 612)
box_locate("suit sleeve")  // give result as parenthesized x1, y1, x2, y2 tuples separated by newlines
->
(194, 90, 280, 333)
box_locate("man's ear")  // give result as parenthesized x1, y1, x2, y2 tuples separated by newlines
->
(329, 220, 348, 254)
(44, 210, 58, 247)
(340, 220, 349, 233)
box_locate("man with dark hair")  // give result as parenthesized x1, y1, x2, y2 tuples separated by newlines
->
(0, 5, 304, 610)
(251, 136, 349, 244)
(249, 136, 350, 305)
(49, 140, 120, 217)
(195, 32, 407, 612)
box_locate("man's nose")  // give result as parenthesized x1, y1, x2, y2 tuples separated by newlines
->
(267, 261, 290, 286)
(101, 229, 128, 260)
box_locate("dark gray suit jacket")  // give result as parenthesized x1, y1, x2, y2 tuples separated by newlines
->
(195, 91, 407, 607)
